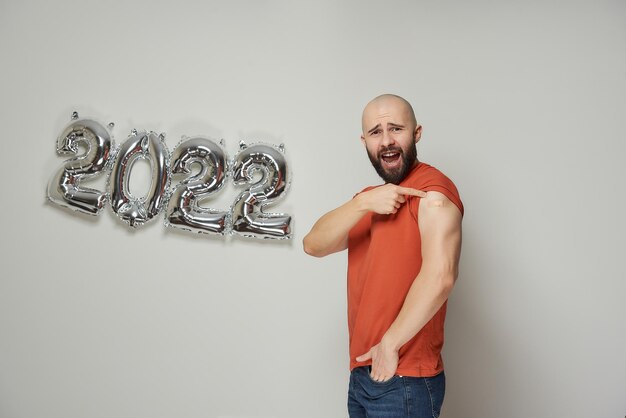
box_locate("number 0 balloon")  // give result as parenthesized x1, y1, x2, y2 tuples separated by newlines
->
(108, 130, 170, 228)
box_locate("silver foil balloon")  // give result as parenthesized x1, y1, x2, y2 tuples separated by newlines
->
(108, 130, 170, 228)
(165, 136, 228, 234)
(47, 111, 114, 215)
(231, 142, 291, 239)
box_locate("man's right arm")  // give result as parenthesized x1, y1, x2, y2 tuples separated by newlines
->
(302, 184, 426, 257)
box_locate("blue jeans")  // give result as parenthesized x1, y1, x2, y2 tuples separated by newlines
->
(348, 366, 445, 418)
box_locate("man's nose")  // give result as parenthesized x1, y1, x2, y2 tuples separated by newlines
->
(381, 130, 395, 147)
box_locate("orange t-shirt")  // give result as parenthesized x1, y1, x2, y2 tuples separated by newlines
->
(347, 162, 464, 377)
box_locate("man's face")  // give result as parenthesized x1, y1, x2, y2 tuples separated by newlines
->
(361, 98, 421, 184)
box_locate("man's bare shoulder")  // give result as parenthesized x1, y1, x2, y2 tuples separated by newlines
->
(419, 191, 462, 218)
(421, 191, 456, 207)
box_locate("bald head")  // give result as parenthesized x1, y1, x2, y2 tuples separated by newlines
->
(360, 94, 422, 184)
(361, 94, 417, 134)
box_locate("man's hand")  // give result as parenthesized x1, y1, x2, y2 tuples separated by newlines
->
(356, 340, 399, 382)
(356, 184, 426, 215)
(302, 184, 425, 257)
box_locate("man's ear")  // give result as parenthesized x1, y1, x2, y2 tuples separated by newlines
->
(414, 125, 422, 144)
(360, 135, 366, 146)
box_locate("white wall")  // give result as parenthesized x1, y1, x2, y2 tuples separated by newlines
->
(1, 1, 624, 417)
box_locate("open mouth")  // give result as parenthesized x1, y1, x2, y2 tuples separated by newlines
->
(380, 150, 402, 169)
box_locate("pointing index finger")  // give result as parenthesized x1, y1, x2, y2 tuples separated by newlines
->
(396, 186, 427, 198)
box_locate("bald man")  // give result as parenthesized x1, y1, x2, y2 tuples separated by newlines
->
(303, 94, 464, 417)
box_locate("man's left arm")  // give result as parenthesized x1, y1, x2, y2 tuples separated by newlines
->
(356, 191, 463, 382)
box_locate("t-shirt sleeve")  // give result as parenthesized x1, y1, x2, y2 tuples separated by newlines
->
(420, 184, 464, 216)
(353, 185, 377, 199)
(407, 168, 464, 221)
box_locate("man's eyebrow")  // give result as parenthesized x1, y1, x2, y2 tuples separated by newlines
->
(388, 122, 405, 128)
(367, 124, 382, 135)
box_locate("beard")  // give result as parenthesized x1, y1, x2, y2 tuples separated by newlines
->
(367, 142, 418, 185)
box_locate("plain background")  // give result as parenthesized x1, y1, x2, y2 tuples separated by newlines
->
(1, 1, 625, 417)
